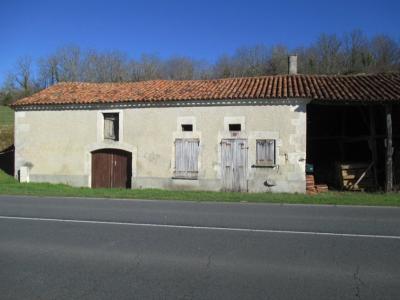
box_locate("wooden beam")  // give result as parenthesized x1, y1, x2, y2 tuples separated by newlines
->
(351, 161, 374, 191)
(385, 104, 393, 192)
(309, 134, 400, 141)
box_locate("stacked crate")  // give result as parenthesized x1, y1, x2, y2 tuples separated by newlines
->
(337, 163, 375, 191)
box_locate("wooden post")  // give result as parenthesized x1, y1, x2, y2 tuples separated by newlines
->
(385, 104, 393, 192)
(369, 106, 378, 187)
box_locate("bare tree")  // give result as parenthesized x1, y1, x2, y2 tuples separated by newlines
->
(213, 55, 234, 78)
(2, 29, 400, 104)
(38, 54, 60, 87)
(128, 54, 163, 81)
(232, 45, 270, 76)
(81, 50, 127, 82)
(268, 45, 289, 74)
(56, 45, 82, 82)
(314, 33, 344, 74)
(13, 56, 35, 94)
(295, 46, 318, 74)
(370, 35, 400, 72)
(343, 30, 373, 74)
(0, 57, 38, 103)
(162, 56, 196, 80)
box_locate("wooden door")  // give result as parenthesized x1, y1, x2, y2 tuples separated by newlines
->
(221, 139, 248, 192)
(91, 149, 132, 188)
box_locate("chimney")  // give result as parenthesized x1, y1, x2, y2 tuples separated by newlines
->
(288, 55, 298, 75)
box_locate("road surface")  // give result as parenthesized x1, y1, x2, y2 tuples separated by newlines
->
(0, 195, 399, 299)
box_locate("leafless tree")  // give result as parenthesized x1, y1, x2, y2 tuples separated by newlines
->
(2, 29, 400, 104)
(56, 45, 82, 82)
(13, 56, 35, 94)
(370, 35, 400, 72)
(314, 33, 344, 74)
(162, 56, 195, 80)
(128, 54, 163, 81)
(38, 54, 60, 87)
(268, 45, 289, 74)
(343, 29, 373, 74)
(232, 45, 270, 76)
(81, 50, 127, 82)
(213, 55, 235, 78)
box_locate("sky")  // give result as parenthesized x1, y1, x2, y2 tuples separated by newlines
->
(0, 0, 399, 84)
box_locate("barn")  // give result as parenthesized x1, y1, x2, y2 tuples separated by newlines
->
(11, 60, 400, 193)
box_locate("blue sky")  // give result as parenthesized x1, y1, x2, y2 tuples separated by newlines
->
(0, 0, 399, 84)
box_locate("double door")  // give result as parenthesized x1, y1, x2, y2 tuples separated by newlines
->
(221, 139, 248, 192)
(91, 149, 131, 188)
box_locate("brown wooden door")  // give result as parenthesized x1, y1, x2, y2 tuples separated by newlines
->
(91, 149, 132, 188)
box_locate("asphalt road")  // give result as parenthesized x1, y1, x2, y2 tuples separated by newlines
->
(0, 195, 399, 300)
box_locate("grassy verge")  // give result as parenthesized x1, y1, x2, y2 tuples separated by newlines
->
(0, 106, 14, 150)
(0, 105, 13, 126)
(0, 170, 399, 206)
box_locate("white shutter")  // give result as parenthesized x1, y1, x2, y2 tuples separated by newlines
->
(104, 118, 115, 139)
(256, 139, 275, 166)
(175, 139, 199, 178)
(103, 113, 118, 140)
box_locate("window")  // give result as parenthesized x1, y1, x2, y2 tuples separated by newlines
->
(174, 139, 199, 179)
(103, 113, 119, 141)
(256, 139, 275, 166)
(229, 124, 241, 131)
(181, 124, 193, 132)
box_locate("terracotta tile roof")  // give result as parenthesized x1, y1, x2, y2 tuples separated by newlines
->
(12, 73, 400, 107)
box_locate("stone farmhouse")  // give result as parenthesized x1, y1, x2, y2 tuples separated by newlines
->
(11, 58, 400, 193)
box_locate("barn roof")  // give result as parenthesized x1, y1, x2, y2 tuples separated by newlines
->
(11, 73, 400, 107)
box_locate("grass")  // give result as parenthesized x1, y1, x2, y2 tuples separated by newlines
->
(0, 106, 14, 126)
(0, 170, 399, 206)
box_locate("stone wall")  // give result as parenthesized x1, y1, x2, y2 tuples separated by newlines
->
(15, 99, 308, 193)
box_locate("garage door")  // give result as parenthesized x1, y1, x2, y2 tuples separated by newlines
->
(91, 149, 132, 188)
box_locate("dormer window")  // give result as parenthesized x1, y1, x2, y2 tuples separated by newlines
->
(103, 113, 119, 141)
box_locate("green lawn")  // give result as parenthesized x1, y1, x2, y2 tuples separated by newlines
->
(0, 170, 399, 206)
(0, 106, 14, 126)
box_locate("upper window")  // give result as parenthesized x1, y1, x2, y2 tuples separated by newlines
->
(229, 124, 241, 131)
(174, 139, 199, 179)
(181, 124, 193, 132)
(256, 139, 275, 166)
(103, 113, 119, 141)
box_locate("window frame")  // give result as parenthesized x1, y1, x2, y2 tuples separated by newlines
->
(103, 112, 119, 141)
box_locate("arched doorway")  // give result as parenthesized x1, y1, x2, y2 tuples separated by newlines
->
(91, 149, 132, 188)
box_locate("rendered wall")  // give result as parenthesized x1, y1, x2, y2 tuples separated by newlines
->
(14, 100, 308, 193)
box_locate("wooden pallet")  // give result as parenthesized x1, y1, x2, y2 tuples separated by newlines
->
(336, 162, 375, 191)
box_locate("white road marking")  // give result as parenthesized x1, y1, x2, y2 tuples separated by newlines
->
(1, 215, 400, 240)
